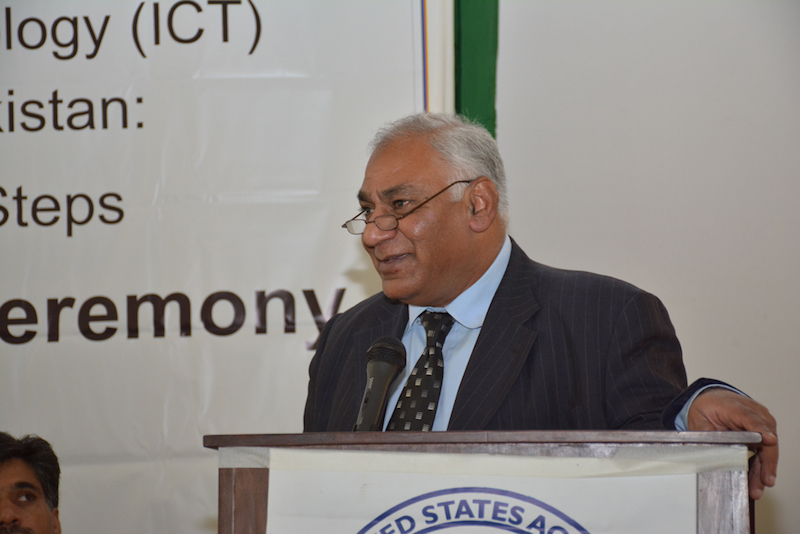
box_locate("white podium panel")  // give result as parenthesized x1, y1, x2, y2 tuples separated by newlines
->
(206, 431, 758, 534)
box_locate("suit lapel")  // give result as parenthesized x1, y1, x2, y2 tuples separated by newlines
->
(327, 296, 408, 431)
(352, 301, 408, 358)
(448, 241, 540, 430)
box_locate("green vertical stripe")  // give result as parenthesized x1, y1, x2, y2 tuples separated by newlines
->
(454, 0, 499, 137)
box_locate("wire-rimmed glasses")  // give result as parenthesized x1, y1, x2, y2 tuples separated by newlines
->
(341, 179, 475, 235)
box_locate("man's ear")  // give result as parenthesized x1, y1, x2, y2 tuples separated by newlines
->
(466, 177, 499, 233)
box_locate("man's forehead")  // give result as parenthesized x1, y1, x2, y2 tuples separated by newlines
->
(0, 458, 44, 491)
(359, 135, 449, 202)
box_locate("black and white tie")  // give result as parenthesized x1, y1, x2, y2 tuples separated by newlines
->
(388, 311, 454, 431)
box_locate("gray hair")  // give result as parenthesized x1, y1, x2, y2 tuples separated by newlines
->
(370, 113, 509, 225)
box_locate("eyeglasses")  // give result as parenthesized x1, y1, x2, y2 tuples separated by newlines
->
(342, 179, 475, 235)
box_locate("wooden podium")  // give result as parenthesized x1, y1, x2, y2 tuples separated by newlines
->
(204, 430, 760, 534)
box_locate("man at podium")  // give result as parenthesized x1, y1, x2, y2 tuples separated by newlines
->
(303, 113, 777, 500)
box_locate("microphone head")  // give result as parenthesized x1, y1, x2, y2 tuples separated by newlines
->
(366, 337, 406, 370)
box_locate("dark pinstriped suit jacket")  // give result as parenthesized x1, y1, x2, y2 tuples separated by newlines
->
(303, 239, 689, 432)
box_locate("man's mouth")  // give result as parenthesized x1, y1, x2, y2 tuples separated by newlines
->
(375, 252, 410, 274)
(379, 253, 408, 265)
(0, 526, 36, 534)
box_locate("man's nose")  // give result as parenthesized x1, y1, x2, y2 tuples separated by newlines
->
(361, 219, 397, 248)
(0, 498, 21, 525)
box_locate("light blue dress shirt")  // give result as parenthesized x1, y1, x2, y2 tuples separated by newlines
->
(382, 236, 513, 431)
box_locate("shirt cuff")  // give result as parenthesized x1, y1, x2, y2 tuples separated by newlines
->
(673, 384, 746, 431)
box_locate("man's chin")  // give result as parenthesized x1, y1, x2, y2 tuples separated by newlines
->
(380, 279, 415, 303)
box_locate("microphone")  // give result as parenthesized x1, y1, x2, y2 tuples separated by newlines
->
(354, 337, 406, 431)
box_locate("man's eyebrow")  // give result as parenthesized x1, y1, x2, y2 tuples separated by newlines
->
(357, 184, 419, 204)
(12, 481, 40, 492)
(381, 184, 417, 199)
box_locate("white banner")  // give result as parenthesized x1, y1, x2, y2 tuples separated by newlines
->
(1, 1, 427, 533)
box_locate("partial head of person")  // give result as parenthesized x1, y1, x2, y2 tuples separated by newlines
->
(343, 113, 509, 308)
(0, 433, 61, 534)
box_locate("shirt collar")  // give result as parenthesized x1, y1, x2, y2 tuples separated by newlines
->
(407, 235, 512, 331)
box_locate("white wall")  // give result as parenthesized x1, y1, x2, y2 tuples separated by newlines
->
(496, 2, 800, 532)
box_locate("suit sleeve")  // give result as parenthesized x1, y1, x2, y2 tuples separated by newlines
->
(604, 291, 688, 429)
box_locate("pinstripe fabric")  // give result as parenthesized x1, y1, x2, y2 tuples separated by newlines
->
(303, 239, 688, 432)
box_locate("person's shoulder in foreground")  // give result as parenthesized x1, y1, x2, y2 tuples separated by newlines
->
(0, 432, 61, 534)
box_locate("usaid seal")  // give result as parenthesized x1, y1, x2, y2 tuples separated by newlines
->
(357, 487, 590, 534)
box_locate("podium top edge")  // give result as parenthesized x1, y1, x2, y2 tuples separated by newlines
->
(203, 430, 762, 450)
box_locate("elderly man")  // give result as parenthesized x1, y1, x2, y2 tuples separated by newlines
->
(0, 433, 61, 534)
(303, 113, 777, 499)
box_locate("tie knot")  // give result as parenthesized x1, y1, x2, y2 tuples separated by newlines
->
(420, 311, 454, 347)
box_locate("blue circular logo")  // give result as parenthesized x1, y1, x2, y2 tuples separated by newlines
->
(357, 487, 590, 534)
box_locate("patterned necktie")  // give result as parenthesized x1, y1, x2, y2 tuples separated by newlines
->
(388, 311, 455, 431)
